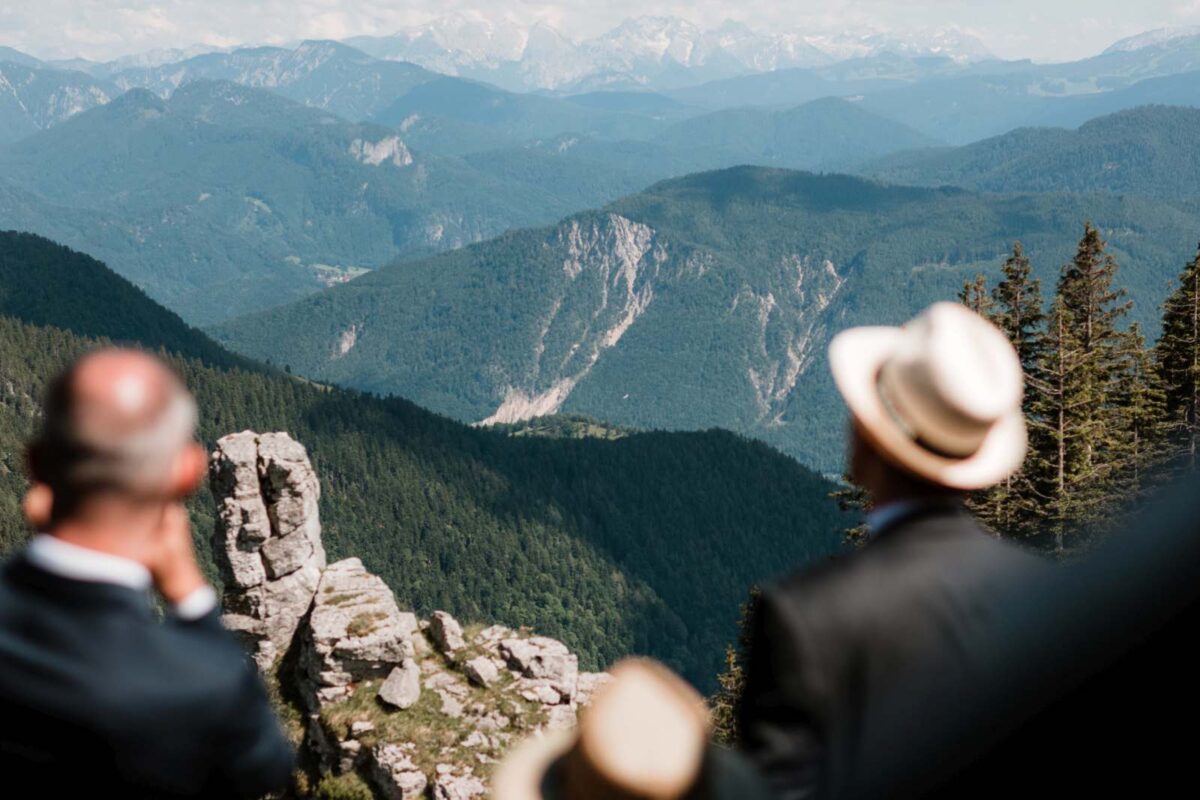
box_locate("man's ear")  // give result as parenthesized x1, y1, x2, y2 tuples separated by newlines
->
(22, 483, 53, 531)
(167, 442, 208, 499)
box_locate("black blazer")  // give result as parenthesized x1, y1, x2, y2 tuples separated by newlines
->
(736, 503, 1043, 800)
(0, 550, 296, 799)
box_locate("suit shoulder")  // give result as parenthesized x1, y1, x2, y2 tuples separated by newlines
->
(760, 551, 868, 630)
(127, 614, 264, 703)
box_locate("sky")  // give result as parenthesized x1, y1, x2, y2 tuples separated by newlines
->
(1, 0, 1199, 63)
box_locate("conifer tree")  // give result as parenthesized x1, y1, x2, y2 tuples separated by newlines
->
(991, 241, 1046, 385)
(1026, 295, 1086, 553)
(1156, 243, 1200, 467)
(710, 588, 760, 745)
(1058, 223, 1132, 479)
(958, 273, 994, 317)
(971, 243, 1047, 537)
(1113, 322, 1169, 497)
(1026, 224, 1132, 552)
(954, 251, 1043, 537)
(830, 474, 869, 547)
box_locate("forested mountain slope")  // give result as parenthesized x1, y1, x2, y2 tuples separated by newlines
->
(862, 106, 1200, 200)
(0, 231, 247, 368)
(0, 81, 656, 324)
(213, 168, 1200, 471)
(0, 233, 846, 688)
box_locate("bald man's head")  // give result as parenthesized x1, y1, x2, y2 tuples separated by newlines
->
(28, 349, 200, 519)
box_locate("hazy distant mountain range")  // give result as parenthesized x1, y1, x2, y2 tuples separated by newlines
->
(343, 15, 994, 92)
(3, 18, 1199, 148)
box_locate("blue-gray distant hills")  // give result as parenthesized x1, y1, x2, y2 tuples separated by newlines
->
(667, 32, 1200, 143)
(212, 167, 1200, 471)
(861, 105, 1200, 201)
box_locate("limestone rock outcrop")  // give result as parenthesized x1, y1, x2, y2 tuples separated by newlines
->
(300, 558, 419, 707)
(213, 431, 609, 798)
(211, 431, 327, 671)
(369, 744, 428, 800)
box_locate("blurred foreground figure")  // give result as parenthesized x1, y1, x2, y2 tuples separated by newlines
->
(493, 658, 770, 799)
(844, 475, 1200, 797)
(0, 349, 295, 798)
(737, 303, 1044, 800)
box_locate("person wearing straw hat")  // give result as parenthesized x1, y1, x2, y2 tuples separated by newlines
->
(493, 658, 771, 800)
(736, 302, 1045, 800)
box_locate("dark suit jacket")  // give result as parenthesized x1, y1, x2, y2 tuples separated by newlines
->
(844, 481, 1200, 798)
(0, 550, 296, 799)
(736, 502, 1043, 800)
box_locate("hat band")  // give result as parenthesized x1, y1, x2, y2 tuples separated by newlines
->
(875, 370, 978, 460)
(541, 738, 706, 800)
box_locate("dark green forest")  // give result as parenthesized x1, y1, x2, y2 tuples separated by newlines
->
(0, 231, 847, 689)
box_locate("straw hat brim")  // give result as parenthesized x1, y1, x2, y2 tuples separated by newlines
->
(490, 728, 577, 800)
(829, 326, 1028, 491)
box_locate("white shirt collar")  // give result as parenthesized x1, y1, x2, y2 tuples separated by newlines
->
(25, 533, 153, 591)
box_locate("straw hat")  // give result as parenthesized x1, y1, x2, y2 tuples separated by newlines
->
(492, 658, 753, 800)
(829, 301, 1027, 491)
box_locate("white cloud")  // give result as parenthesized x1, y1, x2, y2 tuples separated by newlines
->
(1175, 1, 1200, 18)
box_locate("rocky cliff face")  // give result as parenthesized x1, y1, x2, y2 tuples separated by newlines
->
(211, 431, 609, 798)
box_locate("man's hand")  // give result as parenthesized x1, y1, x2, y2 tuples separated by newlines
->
(145, 503, 208, 606)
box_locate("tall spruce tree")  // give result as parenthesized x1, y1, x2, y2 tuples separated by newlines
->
(976, 242, 1047, 537)
(1026, 224, 1132, 553)
(1156, 243, 1200, 468)
(991, 242, 1046, 386)
(1026, 295, 1086, 553)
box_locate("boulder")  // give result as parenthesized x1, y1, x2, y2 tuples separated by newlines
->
(369, 744, 427, 800)
(379, 660, 422, 710)
(429, 611, 466, 654)
(500, 637, 579, 703)
(299, 558, 418, 707)
(463, 657, 499, 688)
(210, 431, 326, 670)
(433, 765, 487, 799)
